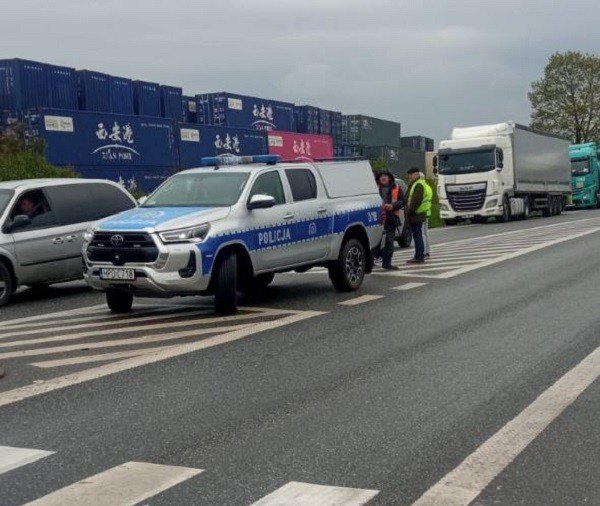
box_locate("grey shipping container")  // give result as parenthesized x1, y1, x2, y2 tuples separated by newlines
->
(343, 114, 401, 148)
(401, 135, 434, 152)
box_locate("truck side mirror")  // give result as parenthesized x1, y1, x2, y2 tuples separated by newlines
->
(497, 162, 504, 170)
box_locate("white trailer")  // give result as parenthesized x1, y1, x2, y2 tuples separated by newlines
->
(434, 122, 571, 225)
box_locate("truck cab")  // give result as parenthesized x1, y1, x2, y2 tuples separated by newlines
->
(83, 155, 383, 315)
(570, 143, 600, 208)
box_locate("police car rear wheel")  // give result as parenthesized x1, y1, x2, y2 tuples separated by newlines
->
(106, 289, 133, 313)
(214, 252, 238, 315)
(329, 238, 366, 292)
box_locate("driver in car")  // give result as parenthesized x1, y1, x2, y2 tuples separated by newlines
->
(16, 196, 42, 219)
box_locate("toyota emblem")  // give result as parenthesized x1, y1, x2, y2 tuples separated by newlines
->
(110, 234, 125, 247)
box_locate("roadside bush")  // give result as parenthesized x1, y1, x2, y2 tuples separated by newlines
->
(0, 122, 77, 181)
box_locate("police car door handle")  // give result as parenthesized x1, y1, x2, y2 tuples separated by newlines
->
(65, 235, 77, 242)
(283, 213, 295, 220)
(317, 207, 327, 214)
(52, 237, 64, 245)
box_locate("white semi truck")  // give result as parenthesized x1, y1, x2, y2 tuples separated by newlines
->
(434, 122, 571, 225)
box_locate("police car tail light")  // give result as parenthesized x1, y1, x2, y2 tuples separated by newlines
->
(200, 154, 280, 167)
(159, 224, 210, 244)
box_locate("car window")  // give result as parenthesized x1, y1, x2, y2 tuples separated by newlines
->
(88, 183, 135, 219)
(8, 189, 58, 232)
(45, 184, 97, 225)
(250, 171, 286, 205)
(285, 169, 317, 201)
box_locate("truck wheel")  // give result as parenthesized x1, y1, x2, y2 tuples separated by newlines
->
(444, 219, 458, 226)
(0, 262, 14, 307)
(556, 197, 563, 215)
(542, 196, 553, 217)
(214, 252, 238, 315)
(497, 197, 511, 223)
(239, 273, 274, 293)
(106, 289, 133, 313)
(329, 238, 366, 292)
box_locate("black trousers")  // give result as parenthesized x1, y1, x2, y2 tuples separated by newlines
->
(382, 223, 396, 268)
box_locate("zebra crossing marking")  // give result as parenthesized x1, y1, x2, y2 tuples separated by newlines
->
(252, 481, 379, 505)
(393, 282, 427, 291)
(376, 217, 600, 279)
(0, 445, 54, 476)
(22, 461, 203, 506)
(338, 295, 384, 306)
(0, 307, 324, 408)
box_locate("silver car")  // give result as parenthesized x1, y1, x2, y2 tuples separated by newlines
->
(0, 178, 136, 306)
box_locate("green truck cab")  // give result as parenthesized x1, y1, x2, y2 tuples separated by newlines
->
(570, 143, 600, 208)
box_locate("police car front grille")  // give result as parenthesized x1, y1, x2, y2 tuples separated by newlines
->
(88, 232, 158, 265)
(448, 189, 486, 212)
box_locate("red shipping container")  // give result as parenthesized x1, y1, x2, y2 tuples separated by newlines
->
(267, 130, 333, 161)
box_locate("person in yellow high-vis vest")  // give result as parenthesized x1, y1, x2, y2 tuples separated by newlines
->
(406, 168, 432, 264)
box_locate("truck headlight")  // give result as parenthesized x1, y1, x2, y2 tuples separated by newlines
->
(159, 224, 210, 244)
(485, 199, 498, 209)
(439, 203, 449, 211)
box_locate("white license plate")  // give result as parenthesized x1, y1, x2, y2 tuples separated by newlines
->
(100, 268, 135, 281)
(462, 214, 475, 219)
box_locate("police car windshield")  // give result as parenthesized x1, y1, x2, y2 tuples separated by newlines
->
(142, 172, 250, 208)
(0, 190, 14, 216)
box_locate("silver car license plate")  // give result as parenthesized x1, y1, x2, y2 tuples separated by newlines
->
(100, 268, 135, 281)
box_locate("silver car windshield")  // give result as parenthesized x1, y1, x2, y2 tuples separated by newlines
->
(142, 172, 250, 208)
(0, 189, 15, 216)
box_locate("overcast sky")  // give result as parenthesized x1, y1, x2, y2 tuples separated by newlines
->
(3, 0, 598, 144)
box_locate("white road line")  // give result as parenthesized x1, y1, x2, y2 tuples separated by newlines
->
(412, 343, 600, 506)
(0, 323, 256, 360)
(252, 481, 379, 505)
(0, 311, 283, 348)
(29, 346, 180, 369)
(338, 295, 384, 306)
(393, 282, 427, 291)
(0, 310, 323, 408)
(0, 445, 55, 476)
(0, 304, 107, 328)
(23, 461, 202, 506)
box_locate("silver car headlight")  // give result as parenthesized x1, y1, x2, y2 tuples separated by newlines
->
(159, 224, 210, 244)
(83, 229, 94, 242)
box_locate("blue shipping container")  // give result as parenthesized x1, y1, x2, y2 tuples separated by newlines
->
(178, 123, 268, 169)
(160, 85, 183, 121)
(110, 76, 134, 115)
(133, 81, 161, 117)
(295, 106, 320, 135)
(196, 92, 295, 132)
(26, 109, 179, 168)
(182, 95, 197, 123)
(74, 166, 176, 193)
(77, 70, 111, 112)
(47, 64, 77, 110)
(0, 59, 49, 111)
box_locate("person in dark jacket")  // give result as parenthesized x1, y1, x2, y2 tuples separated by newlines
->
(406, 168, 428, 263)
(376, 171, 404, 270)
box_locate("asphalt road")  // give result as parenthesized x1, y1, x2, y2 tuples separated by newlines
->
(1, 209, 599, 505)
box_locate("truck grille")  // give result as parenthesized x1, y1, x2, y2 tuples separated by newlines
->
(87, 232, 159, 265)
(447, 187, 487, 212)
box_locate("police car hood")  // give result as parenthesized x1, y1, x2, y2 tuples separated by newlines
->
(95, 207, 230, 232)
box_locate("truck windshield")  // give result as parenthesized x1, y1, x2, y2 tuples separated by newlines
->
(0, 189, 14, 216)
(439, 149, 496, 175)
(142, 172, 250, 208)
(571, 159, 590, 176)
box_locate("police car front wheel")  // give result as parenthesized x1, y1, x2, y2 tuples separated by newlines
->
(214, 252, 238, 316)
(329, 238, 366, 292)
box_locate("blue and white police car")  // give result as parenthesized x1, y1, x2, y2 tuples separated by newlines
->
(83, 155, 383, 314)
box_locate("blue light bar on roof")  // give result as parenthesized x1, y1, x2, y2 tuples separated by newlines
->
(200, 154, 280, 167)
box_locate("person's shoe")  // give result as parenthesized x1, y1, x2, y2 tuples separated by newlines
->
(406, 258, 425, 264)
(382, 265, 400, 271)
(425, 253, 430, 258)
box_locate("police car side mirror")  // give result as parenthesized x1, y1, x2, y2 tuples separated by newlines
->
(247, 194, 276, 210)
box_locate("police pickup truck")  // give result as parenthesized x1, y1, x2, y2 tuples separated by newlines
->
(83, 155, 383, 315)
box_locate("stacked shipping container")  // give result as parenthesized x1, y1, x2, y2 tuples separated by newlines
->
(1, 57, 418, 190)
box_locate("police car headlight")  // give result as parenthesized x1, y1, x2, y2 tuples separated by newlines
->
(83, 229, 94, 243)
(159, 224, 210, 244)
